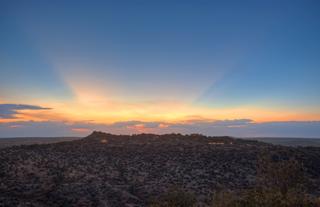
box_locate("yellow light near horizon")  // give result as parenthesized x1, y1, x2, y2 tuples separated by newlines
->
(1, 69, 319, 124)
(1, 99, 319, 125)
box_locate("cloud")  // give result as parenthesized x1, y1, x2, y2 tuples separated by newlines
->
(211, 119, 253, 126)
(0, 104, 51, 119)
(0, 119, 320, 138)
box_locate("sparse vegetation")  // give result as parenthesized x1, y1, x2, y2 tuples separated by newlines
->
(0, 131, 319, 206)
(211, 153, 320, 207)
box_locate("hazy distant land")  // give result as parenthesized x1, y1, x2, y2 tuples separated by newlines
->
(0, 137, 81, 149)
(247, 137, 320, 147)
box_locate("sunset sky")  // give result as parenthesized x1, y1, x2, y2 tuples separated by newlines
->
(1, 0, 320, 137)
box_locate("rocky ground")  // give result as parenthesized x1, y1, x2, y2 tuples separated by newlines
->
(0, 131, 320, 206)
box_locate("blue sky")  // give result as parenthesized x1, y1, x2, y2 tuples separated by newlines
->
(1, 0, 320, 137)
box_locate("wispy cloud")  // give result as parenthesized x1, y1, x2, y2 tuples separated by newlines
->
(0, 104, 51, 119)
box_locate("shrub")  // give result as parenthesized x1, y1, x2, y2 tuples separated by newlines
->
(150, 188, 196, 207)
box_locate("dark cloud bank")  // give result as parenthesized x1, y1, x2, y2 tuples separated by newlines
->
(0, 104, 51, 119)
(1, 119, 320, 138)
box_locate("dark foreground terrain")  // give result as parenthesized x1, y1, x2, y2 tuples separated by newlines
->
(1, 132, 320, 206)
(1, 136, 320, 149)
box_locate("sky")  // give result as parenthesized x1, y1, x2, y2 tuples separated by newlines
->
(1, 0, 320, 137)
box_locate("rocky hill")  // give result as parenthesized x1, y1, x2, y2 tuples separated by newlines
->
(0, 131, 320, 206)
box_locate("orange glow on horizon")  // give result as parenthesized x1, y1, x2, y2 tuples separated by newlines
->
(62, 68, 320, 123)
(1, 98, 319, 125)
(1, 75, 319, 125)
(71, 128, 90, 133)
